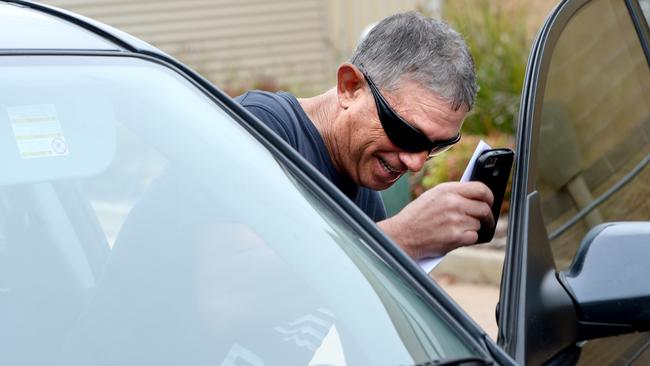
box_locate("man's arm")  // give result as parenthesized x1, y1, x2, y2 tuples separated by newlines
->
(377, 181, 494, 260)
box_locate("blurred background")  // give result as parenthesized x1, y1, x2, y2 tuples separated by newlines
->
(38, 0, 560, 339)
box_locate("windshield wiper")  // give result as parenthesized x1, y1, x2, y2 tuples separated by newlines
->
(409, 356, 493, 366)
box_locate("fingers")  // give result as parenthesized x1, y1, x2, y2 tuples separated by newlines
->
(439, 186, 495, 246)
(440, 181, 494, 206)
(436, 181, 496, 228)
(459, 230, 479, 247)
(463, 200, 495, 229)
(462, 197, 491, 218)
(458, 215, 482, 245)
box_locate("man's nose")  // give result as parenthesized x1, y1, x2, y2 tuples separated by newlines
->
(399, 151, 429, 172)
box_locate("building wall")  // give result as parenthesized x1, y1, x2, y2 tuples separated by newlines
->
(40, 0, 423, 95)
(325, 0, 429, 71)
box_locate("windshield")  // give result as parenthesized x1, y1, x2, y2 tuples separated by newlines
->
(0, 55, 481, 365)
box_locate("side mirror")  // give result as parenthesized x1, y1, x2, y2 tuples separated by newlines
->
(560, 222, 650, 339)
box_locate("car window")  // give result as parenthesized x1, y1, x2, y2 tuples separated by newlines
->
(0, 55, 483, 365)
(536, 0, 650, 271)
(641, 0, 650, 22)
(535, 0, 650, 363)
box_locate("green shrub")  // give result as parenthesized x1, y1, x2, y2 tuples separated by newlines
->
(441, 0, 531, 135)
(408, 1, 535, 212)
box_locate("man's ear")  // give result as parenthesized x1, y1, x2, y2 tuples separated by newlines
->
(336, 63, 365, 109)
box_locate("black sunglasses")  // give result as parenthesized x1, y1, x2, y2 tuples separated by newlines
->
(359, 65, 461, 158)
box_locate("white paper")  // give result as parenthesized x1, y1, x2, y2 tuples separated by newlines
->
(417, 256, 444, 273)
(416, 140, 492, 274)
(460, 140, 492, 183)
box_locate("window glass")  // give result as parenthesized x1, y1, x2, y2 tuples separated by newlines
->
(0, 56, 479, 365)
(535, 0, 650, 362)
(537, 0, 650, 268)
(640, 0, 650, 23)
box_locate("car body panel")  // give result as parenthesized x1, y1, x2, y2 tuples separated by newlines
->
(0, 2, 119, 50)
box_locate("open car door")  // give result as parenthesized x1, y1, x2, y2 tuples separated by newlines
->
(497, 0, 650, 364)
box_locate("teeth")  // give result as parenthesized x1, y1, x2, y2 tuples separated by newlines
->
(380, 158, 399, 174)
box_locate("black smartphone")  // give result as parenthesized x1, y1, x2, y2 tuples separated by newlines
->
(469, 148, 514, 244)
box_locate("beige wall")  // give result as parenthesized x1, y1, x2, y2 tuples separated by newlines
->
(39, 0, 424, 95)
(325, 0, 425, 77)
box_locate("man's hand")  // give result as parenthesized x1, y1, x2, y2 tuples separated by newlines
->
(377, 181, 495, 260)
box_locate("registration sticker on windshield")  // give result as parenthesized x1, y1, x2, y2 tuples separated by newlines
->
(7, 104, 69, 159)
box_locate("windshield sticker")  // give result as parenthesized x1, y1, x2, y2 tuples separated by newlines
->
(7, 104, 69, 159)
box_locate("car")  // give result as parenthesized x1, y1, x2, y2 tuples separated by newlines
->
(0, 0, 648, 365)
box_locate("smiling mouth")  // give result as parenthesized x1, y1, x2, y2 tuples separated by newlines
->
(379, 157, 401, 175)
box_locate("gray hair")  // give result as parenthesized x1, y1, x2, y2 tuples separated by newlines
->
(350, 11, 477, 111)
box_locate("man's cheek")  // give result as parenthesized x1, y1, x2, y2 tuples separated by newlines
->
(367, 125, 388, 142)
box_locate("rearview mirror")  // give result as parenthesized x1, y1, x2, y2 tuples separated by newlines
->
(560, 222, 650, 339)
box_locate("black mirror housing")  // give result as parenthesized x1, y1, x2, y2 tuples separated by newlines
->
(560, 222, 650, 335)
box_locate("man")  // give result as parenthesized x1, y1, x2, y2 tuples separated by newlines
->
(236, 11, 494, 261)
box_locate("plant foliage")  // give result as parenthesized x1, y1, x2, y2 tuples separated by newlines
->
(442, 0, 531, 135)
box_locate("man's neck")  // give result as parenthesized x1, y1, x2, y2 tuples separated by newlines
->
(297, 88, 344, 173)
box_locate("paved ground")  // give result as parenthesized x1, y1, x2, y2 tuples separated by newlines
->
(435, 276, 500, 340)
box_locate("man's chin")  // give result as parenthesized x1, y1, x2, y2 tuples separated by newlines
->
(365, 173, 404, 191)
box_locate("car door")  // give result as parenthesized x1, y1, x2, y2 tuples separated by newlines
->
(497, 0, 650, 364)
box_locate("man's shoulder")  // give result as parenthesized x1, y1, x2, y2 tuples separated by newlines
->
(236, 89, 283, 104)
(236, 90, 303, 138)
(236, 91, 295, 120)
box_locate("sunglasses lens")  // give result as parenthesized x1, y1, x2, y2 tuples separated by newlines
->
(380, 113, 431, 152)
(372, 89, 432, 152)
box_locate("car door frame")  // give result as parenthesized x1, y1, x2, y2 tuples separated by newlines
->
(498, 0, 650, 364)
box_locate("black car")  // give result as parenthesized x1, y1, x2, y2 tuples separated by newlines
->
(0, 0, 648, 365)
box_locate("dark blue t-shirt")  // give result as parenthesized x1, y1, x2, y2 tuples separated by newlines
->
(236, 90, 386, 222)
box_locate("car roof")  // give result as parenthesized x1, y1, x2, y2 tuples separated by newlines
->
(0, 2, 122, 50)
(0, 1, 162, 53)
